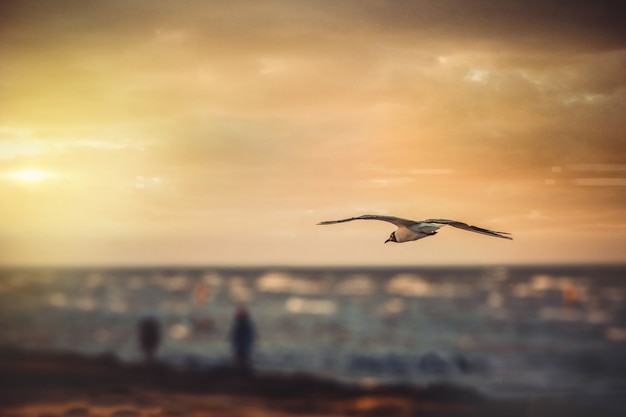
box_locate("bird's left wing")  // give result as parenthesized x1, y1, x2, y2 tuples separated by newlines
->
(425, 219, 513, 240)
(318, 214, 416, 227)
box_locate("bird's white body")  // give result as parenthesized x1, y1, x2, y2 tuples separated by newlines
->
(317, 214, 512, 243)
(401, 222, 440, 241)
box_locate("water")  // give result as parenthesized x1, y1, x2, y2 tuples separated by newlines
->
(1, 265, 625, 403)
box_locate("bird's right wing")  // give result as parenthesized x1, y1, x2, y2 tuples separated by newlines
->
(317, 214, 416, 227)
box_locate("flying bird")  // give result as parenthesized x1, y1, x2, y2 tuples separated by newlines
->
(317, 214, 512, 243)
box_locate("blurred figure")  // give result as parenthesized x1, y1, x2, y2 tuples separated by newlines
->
(562, 283, 580, 309)
(138, 317, 161, 364)
(191, 282, 214, 334)
(192, 282, 211, 305)
(230, 306, 256, 373)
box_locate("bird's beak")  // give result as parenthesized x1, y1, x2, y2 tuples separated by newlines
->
(384, 238, 391, 244)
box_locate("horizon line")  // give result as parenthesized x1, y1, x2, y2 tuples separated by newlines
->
(1, 261, 625, 270)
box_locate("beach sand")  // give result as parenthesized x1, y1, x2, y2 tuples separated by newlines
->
(0, 348, 620, 417)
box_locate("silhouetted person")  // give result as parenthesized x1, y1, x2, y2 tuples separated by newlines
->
(230, 307, 255, 373)
(138, 317, 161, 364)
(562, 283, 580, 309)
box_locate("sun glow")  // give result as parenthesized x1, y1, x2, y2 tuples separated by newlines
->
(5, 168, 55, 182)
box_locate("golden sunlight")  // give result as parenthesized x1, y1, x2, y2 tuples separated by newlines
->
(5, 168, 55, 183)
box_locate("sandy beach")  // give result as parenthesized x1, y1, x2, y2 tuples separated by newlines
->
(1, 348, 622, 417)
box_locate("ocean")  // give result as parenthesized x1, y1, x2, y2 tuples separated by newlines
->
(1, 265, 625, 405)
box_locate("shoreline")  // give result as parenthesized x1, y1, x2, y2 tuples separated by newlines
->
(1, 347, 622, 417)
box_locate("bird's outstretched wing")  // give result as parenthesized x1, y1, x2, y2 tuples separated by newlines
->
(425, 219, 512, 240)
(318, 214, 417, 227)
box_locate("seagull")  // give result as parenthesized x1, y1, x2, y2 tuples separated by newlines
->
(317, 214, 512, 243)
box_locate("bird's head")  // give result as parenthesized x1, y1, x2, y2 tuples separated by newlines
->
(384, 231, 397, 244)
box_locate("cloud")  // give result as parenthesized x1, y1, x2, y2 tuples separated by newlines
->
(0, 132, 143, 160)
(330, 0, 626, 52)
(3, 0, 624, 176)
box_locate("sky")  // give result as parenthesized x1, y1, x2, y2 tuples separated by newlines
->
(1, 0, 625, 266)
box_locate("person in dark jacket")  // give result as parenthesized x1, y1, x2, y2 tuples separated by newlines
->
(138, 317, 161, 364)
(230, 306, 255, 372)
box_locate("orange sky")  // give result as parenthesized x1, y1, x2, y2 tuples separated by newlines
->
(1, 1, 625, 266)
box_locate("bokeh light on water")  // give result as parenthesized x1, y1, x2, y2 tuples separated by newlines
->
(1, 265, 625, 400)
